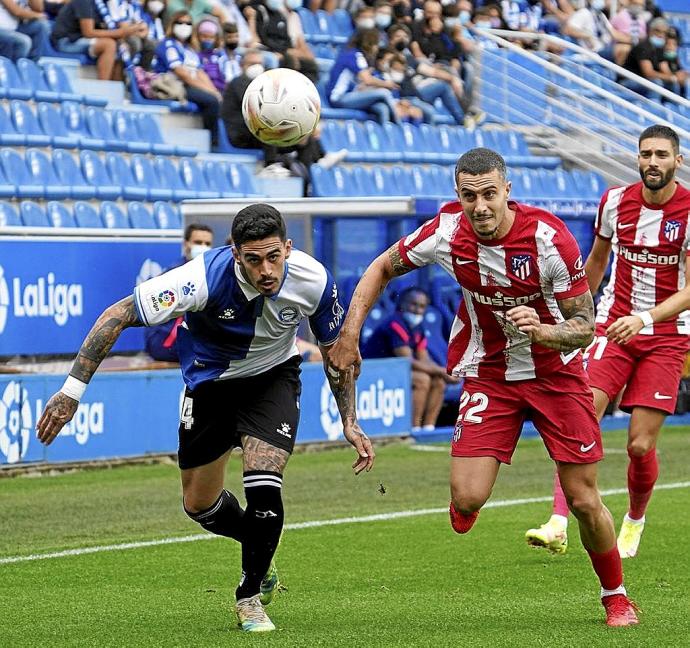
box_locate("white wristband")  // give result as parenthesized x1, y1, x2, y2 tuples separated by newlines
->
(637, 311, 654, 328)
(60, 376, 88, 402)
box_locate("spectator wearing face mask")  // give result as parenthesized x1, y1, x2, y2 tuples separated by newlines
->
(194, 17, 229, 92)
(140, 0, 166, 43)
(221, 21, 242, 81)
(621, 17, 675, 98)
(362, 287, 458, 433)
(353, 5, 375, 31)
(564, 0, 628, 60)
(660, 31, 687, 99)
(610, 0, 648, 65)
(144, 224, 214, 362)
(375, 50, 426, 123)
(154, 10, 222, 145)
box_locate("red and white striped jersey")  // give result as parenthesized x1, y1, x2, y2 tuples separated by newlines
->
(398, 201, 589, 381)
(595, 181, 690, 335)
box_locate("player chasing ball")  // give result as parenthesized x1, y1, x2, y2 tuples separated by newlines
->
(328, 147, 640, 627)
(36, 204, 374, 633)
(526, 125, 690, 561)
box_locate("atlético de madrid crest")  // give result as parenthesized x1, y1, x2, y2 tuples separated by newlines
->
(664, 220, 680, 243)
(510, 254, 532, 280)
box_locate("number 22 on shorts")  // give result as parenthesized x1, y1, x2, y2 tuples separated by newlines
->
(454, 391, 489, 441)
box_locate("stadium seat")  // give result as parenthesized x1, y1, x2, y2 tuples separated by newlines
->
(0, 56, 31, 100)
(202, 160, 244, 198)
(19, 200, 50, 227)
(9, 100, 51, 147)
(108, 110, 151, 154)
(25, 148, 71, 200)
(296, 8, 323, 43)
(130, 154, 175, 201)
(61, 101, 107, 150)
(84, 106, 126, 152)
(0, 103, 26, 146)
(222, 162, 260, 196)
(352, 166, 386, 196)
(46, 201, 77, 228)
(361, 302, 392, 345)
(0, 200, 20, 226)
(152, 201, 182, 229)
(128, 202, 157, 229)
(215, 118, 263, 158)
(362, 121, 399, 162)
(51, 149, 97, 200)
(73, 201, 103, 228)
(178, 158, 218, 199)
(36, 102, 79, 149)
(15, 58, 61, 103)
(155, 157, 197, 201)
(132, 110, 196, 157)
(332, 8, 353, 38)
(0, 149, 44, 198)
(41, 62, 106, 106)
(100, 201, 130, 228)
(79, 150, 120, 200)
(340, 120, 370, 162)
(105, 153, 148, 201)
(310, 165, 355, 197)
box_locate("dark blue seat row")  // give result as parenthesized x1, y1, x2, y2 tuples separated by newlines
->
(319, 121, 561, 168)
(296, 8, 352, 46)
(0, 199, 181, 229)
(0, 148, 258, 202)
(0, 100, 196, 157)
(0, 57, 106, 107)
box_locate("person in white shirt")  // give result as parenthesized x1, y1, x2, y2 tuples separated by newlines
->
(0, 0, 50, 60)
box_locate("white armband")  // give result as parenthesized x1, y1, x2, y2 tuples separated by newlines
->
(637, 311, 654, 328)
(60, 376, 88, 402)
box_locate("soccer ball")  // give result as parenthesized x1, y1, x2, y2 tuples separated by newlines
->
(242, 68, 321, 147)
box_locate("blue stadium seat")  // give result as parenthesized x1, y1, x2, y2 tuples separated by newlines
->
(0, 56, 31, 100)
(155, 157, 197, 201)
(222, 162, 260, 196)
(130, 154, 174, 201)
(41, 62, 107, 107)
(20, 200, 49, 227)
(419, 124, 456, 164)
(361, 121, 398, 162)
(319, 120, 347, 153)
(100, 201, 130, 228)
(9, 100, 51, 147)
(153, 201, 181, 229)
(332, 8, 353, 37)
(310, 165, 357, 197)
(79, 150, 120, 200)
(0, 200, 20, 225)
(361, 302, 392, 345)
(400, 123, 434, 163)
(0, 103, 26, 146)
(0, 149, 44, 198)
(73, 201, 103, 227)
(36, 102, 79, 149)
(61, 101, 107, 150)
(202, 160, 244, 198)
(105, 153, 148, 201)
(25, 148, 71, 200)
(352, 166, 385, 196)
(84, 106, 126, 152)
(215, 118, 263, 158)
(46, 201, 77, 228)
(296, 8, 323, 43)
(128, 202, 157, 229)
(423, 304, 449, 366)
(109, 110, 151, 153)
(15, 58, 61, 103)
(178, 158, 218, 199)
(340, 120, 370, 162)
(132, 111, 195, 157)
(51, 149, 97, 200)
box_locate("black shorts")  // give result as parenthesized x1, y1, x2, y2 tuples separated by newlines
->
(177, 355, 303, 470)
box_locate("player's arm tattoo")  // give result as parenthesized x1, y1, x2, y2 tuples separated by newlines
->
(326, 365, 357, 426)
(388, 244, 415, 278)
(242, 435, 290, 473)
(538, 292, 595, 352)
(69, 296, 143, 383)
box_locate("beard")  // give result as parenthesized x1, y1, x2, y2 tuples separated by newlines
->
(639, 165, 675, 191)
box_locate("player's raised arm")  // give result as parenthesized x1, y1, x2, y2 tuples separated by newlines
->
(36, 296, 143, 445)
(328, 243, 415, 372)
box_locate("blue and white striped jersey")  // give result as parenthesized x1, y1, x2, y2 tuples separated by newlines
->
(133, 247, 343, 389)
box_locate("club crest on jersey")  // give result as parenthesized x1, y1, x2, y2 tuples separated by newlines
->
(510, 255, 532, 281)
(278, 306, 299, 323)
(664, 220, 680, 242)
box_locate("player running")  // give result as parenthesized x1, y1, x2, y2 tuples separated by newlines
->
(328, 148, 639, 627)
(36, 204, 375, 633)
(526, 125, 690, 560)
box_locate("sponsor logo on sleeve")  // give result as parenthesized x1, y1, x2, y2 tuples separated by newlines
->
(157, 290, 176, 308)
(182, 282, 196, 296)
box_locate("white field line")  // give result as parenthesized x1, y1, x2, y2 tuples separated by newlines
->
(2, 481, 689, 566)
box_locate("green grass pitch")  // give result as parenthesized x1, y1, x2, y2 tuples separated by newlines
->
(1, 427, 689, 647)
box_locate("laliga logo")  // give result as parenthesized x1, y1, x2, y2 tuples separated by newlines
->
(0, 265, 9, 334)
(0, 381, 32, 464)
(320, 378, 406, 440)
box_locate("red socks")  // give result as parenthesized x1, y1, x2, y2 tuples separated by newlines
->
(627, 448, 658, 520)
(552, 471, 569, 517)
(449, 502, 479, 534)
(587, 546, 623, 591)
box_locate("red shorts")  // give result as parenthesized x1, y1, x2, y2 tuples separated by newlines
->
(450, 368, 603, 465)
(585, 325, 690, 415)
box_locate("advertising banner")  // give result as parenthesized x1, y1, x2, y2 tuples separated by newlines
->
(0, 358, 411, 466)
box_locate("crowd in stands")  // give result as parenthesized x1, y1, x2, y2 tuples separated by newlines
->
(0, 0, 686, 159)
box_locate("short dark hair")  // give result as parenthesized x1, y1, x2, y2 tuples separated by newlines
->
(638, 124, 680, 154)
(184, 223, 213, 241)
(455, 147, 507, 180)
(397, 286, 429, 309)
(231, 203, 286, 248)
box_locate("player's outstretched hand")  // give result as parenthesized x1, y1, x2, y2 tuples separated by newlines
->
(606, 315, 644, 344)
(36, 392, 78, 446)
(343, 420, 375, 475)
(328, 336, 361, 375)
(506, 305, 542, 338)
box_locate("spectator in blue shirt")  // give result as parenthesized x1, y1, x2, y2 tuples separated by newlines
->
(154, 9, 222, 146)
(326, 27, 400, 124)
(362, 287, 455, 432)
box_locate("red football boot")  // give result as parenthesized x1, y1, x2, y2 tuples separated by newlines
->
(602, 594, 640, 627)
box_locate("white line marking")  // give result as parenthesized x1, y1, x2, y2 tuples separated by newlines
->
(2, 481, 689, 566)
(408, 444, 448, 452)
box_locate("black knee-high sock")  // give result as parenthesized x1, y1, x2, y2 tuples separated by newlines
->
(235, 471, 284, 600)
(185, 489, 245, 542)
